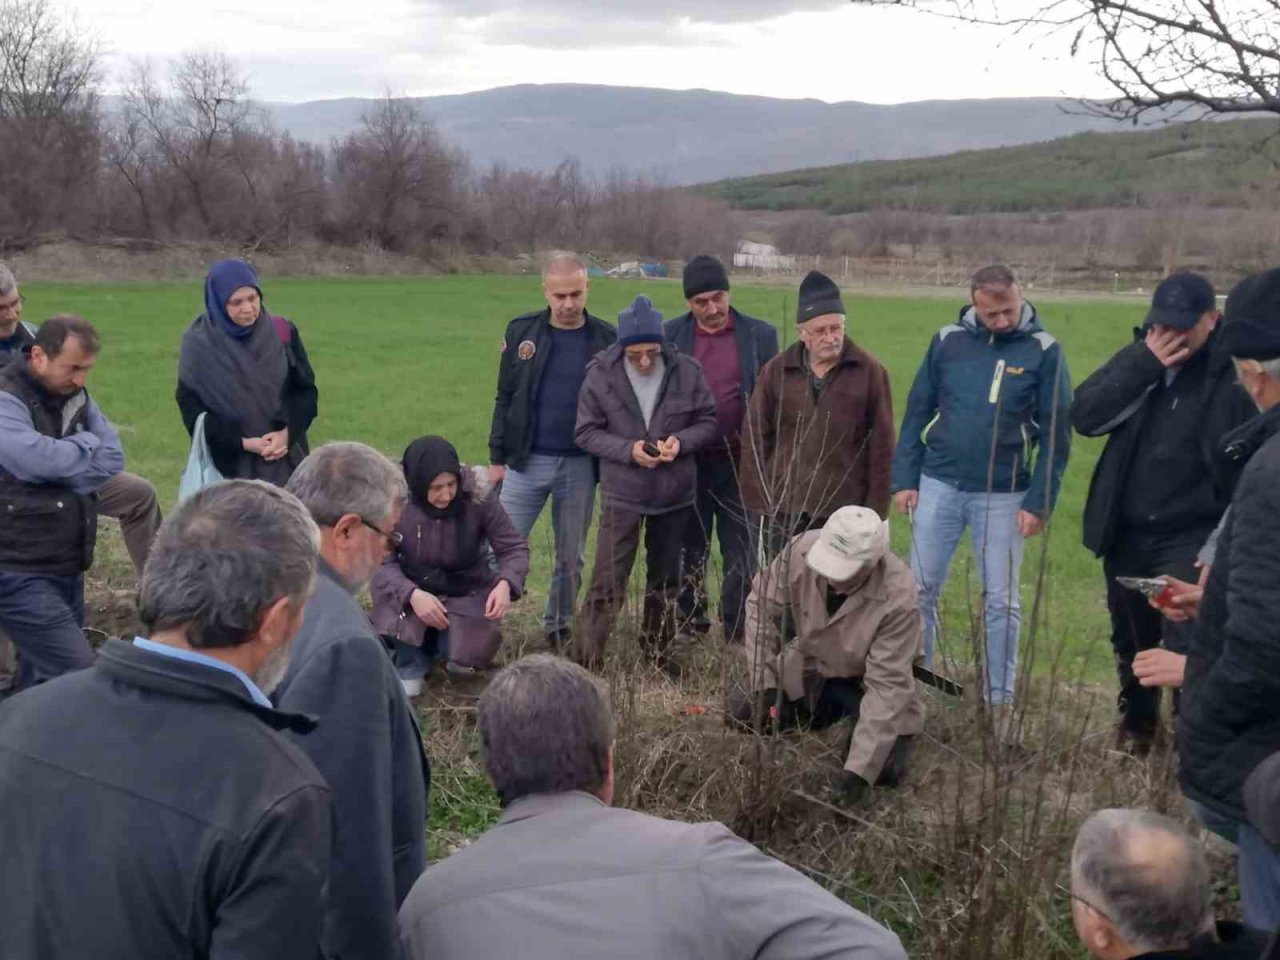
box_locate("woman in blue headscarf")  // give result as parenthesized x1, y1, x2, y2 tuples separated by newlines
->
(176, 259, 318, 485)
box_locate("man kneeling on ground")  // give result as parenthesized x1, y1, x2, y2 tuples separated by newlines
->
(398, 654, 907, 960)
(1071, 809, 1268, 960)
(733, 505, 924, 808)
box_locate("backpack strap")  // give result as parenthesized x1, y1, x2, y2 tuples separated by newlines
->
(271, 315, 292, 345)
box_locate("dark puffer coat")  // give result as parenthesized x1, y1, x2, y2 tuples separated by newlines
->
(1180, 404, 1280, 822)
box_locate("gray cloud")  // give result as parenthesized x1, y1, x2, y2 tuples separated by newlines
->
(421, 0, 841, 23)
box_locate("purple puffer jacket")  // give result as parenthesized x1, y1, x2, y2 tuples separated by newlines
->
(574, 342, 718, 515)
(370, 467, 529, 640)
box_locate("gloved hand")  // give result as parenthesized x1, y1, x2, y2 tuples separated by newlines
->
(830, 770, 871, 808)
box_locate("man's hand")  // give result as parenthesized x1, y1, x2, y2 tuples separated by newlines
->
(657, 436, 681, 462)
(242, 436, 269, 456)
(1134, 648, 1187, 688)
(1016, 510, 1045, 538)
(1150, 575, 1203, 622)
(410, 589, 450, 630)
(484, 579, 512, 621)
(488, 464, 507, 487)
(261, 427, 290, 461)
(631, 441, 661, 469)
(893, 490, 919, 516)
(1145, 327, 1190, 368)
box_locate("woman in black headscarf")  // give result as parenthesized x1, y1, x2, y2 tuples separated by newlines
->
(176, 258, 318, 485)
(371, 436, 530, 694)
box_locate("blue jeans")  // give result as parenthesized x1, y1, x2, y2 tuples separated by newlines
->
(910, 474, 1024, 704)
(0, 572, 92, 691)
(395, 630, 448, 681)
(500, 454, 596, 635)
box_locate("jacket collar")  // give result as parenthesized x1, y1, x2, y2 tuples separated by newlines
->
(537, 308, 608, 337)
(497, 790, 607, 826)
(96, 638, 319, 734)
(1131, 922, 1270, 959)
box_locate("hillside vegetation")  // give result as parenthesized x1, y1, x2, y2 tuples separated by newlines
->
(704, 119, 1280, 215)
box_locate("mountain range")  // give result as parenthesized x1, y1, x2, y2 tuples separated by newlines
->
(264, 83, 1139, 185)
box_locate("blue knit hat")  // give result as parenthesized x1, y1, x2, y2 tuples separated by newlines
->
(618, 295, 664, 346)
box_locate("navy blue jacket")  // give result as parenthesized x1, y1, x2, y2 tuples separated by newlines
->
(273, 559, 431, 960)
(0, 639, 331, 960)
(890, 302, 1073, 516)
(663, 307, 778, 406)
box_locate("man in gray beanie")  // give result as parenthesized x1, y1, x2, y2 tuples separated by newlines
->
(573, 295, 717, 671)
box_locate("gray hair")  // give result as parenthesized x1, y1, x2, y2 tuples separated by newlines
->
(139, 480, 320, 649)
(285, 441, 407, 527)
(478, 654, 616, 806)
(542, 251, 587, 279)
(1071, 809, 1213, 952)
(970, 264, 1018, 296)
(0, 262, 14, 298)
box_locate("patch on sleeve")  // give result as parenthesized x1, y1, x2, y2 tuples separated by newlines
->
(501, 337, 507, 353)
(517, 340, 537, 361)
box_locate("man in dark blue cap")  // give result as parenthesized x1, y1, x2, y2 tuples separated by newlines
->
(573, 295, 717, 671)
(1073, 272, 1255, 754)
(1178, 267, 1280, 928)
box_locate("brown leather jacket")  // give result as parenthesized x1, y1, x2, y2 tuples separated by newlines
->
(744, 530, 924, 783)
(739, 338, 895, 520)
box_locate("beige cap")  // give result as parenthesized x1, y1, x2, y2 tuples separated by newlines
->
(805, 506, 890, 582)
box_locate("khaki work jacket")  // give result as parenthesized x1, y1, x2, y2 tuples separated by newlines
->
(745, 530, 925, 782)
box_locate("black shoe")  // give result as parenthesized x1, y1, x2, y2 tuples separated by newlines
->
(545, 628, 571, 653)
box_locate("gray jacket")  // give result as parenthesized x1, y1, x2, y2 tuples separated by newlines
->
(574, 342, 718, 514)
(398, 791, 906, 960)
(273, 559, 431, 960)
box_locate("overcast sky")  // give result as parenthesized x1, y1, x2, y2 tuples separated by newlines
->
(70, 0, 1113, 104)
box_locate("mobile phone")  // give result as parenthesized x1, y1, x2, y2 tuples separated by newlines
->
(1115, 576, 1175, 606)
(642, 441, 660, 457)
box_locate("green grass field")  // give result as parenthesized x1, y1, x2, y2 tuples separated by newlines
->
(25, 274, 1142, 682)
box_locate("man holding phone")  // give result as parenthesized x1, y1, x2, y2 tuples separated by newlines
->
(1073, 273, 1254, 753)
(573, 296, 717, 671)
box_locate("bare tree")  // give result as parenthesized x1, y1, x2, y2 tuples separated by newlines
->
(0, 0, 101, 242)
(328, 94, 467, 250)
(121, 52, 260, 236)
(853, 1, 1280, 120)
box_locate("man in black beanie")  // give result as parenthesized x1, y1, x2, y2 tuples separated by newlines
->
(665, 255, 777, 645)
(1179, 268, 1280, 929)
(740, 270, 895, 551)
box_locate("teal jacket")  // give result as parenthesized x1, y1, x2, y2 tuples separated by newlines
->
(890, 302, 1073, 516)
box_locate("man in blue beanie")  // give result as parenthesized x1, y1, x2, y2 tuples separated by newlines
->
(574, 295, 717, 671)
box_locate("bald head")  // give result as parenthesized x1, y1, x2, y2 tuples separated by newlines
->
(541, 251, 588, 328)
(1071, 809, 1213, 957)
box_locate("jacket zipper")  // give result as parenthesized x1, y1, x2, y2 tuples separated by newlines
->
(921, 412, 941, 444)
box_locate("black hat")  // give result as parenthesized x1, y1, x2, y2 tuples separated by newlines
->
(797, 270, 844, 324)
(1216, 269, 1280, 361)
(1145, 272, 1216, 331)
(683, 255, 730, 300)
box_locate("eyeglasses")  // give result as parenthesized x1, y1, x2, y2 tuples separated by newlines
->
(1056, 884, 1112, 923)
(0, 295, 24, 314)
(360, 517, 403, 550)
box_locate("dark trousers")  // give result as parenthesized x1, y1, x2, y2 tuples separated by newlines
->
(785, 677, 912, 786)
(1102, 528, 1207, 736)
(678, 455, 755, 642)
(576, 505, 693, 667)
(0, 572, 91, 692)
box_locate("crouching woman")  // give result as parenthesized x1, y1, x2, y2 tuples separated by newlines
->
(372, 436, 529, 694)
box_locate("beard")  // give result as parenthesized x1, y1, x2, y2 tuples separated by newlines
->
(254, 642, 293, 695)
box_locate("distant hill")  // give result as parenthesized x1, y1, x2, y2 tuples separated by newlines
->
(264, 84, 1145, 185)
(702, 119, 1280, 213)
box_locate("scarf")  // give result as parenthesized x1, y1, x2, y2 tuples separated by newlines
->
(178, 260, 290, 482)
(403, 435, 464, 519)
